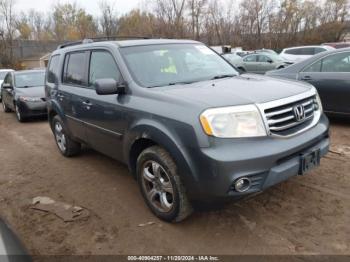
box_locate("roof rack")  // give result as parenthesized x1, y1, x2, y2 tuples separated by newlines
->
(57, 36, 151, 49)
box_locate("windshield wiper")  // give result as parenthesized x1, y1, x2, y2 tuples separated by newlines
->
(147, 81, 196, 88)
(211, 74, 236, 80)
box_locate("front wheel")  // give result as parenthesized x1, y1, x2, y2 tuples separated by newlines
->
(15, 104, 25, 122)
(136, 146, 193, 222)
(52, 115, 81, 157)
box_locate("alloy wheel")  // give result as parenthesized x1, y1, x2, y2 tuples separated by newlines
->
(141, 160, 175, 213)
(15, 105, 21, 121)
(54, 122, 66, 153)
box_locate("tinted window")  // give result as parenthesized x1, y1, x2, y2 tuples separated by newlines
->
(4, 73, 12, 85)
(15, 72, 45, 88)
(322, 52, 350, 72)
(258, 55, 270, 62)
(89, 51, 121, 87)
(314, 47, 326, 54)
(284, 49, 300, 55)
(299, 48, 315, 55)
(47, 55, 60, 83)
(244, 55, 258, 62)
(304, 60, 322, 72)
(63, 52, 87, 86)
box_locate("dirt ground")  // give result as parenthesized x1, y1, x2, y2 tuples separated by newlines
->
(0, 107, 349, 256)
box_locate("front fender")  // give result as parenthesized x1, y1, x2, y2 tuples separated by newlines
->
(123, 119, 201, 198)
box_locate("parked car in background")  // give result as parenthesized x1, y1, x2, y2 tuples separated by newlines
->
(1, 70, 46, 122)
(46, 38, 329, 222)
(322, 42, 350, 49)
(266, 48, 350, 115)
(0, 69, 14, 102)
(255, 49, 279, 56)
(279, 45, 334, 63)
(241, 53, 292, 74)
(222, 53, 245, 72)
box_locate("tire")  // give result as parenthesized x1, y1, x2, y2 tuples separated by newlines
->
(2, 99, 11, 113)
(51, 115, 81, 157)
(15, 103, 25, 122)
(136, 146, 193, 222)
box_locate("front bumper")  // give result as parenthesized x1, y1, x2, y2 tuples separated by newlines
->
(17, 100, 47, 117)
(185, 114, 330, 202)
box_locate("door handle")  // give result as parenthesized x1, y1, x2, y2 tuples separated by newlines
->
(82, 101, 93, 106)
(301, 75, 313, 81)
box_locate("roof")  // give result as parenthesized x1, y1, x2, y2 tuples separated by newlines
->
(0, 69, 14, 72)
(14, 69, 45, 75)
(283, 45, 334, 50)
(53, 39, 202, 55)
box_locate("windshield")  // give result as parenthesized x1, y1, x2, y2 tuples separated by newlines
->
(0, 71, 10, 80)
(120, 44, 238, 88)
(15, 72, 45, 88)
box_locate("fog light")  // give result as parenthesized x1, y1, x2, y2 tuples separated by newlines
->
(234, 177, 251, 192)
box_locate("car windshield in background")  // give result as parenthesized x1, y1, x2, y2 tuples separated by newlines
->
(120, 44, 238, 88)
(15, 72, 45, 88)
(0, 72, 9, 79)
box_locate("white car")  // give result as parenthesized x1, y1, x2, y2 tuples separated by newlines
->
(0, 69, 14, 102)
(279, 45, 335, 63)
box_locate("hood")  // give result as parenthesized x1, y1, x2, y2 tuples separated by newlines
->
(15, 86, 45, 98)
(158, 74, 312, 107)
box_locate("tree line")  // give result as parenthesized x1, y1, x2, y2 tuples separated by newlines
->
(0, 0, 349, 66)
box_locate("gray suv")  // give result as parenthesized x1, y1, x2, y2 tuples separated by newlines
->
(45, 39, 330, 222)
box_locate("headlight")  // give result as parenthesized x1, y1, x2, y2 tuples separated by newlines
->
(315, 91, 323, 113)
(19, 96, 42, 102)
(200, 105, 267, 138)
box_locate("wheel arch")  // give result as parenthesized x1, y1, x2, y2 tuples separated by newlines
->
(124, 120, 200, 196)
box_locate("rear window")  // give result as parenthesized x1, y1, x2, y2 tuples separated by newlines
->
(285, 48, 316, 55)
(47, 55, 60, 83)
(63, 52, 87, 86)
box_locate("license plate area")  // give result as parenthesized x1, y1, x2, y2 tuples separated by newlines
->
(299, 149, 320, 175)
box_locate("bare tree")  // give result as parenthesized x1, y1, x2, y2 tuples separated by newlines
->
(99, 1, 118, 37)
(0, 0, 16, 63)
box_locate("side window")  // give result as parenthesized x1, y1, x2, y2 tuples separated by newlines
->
(304, 60, 322, 72)
(47, 55, 60, 84)
(243, 55, 257, 62)
(285, 49, 299, 55)
(322, 52, 350, 72)
(258, 55, 270, 62)
(89, 51, 122, 86)
(63, 52, 87, 86)
(314, 47, 326, 54)
(4, 73, 12, 85)
(300, 48, 315, 55)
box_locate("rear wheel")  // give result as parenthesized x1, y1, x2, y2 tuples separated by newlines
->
(52, 115, 81, 157)
(2, 99, 11, 113)
(136, 146, 193, 222)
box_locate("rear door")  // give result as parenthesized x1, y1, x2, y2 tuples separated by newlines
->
(298, 51, 350, 114)
(60, 51, 90, 142)
(243, 55, 259, 73)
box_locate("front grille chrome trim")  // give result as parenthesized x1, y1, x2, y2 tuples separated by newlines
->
(256, 88, 321, 138)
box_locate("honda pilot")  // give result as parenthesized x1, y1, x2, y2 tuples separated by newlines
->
(45, 39, 329, 222)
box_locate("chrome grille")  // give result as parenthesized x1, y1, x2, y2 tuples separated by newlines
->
(263, 95, 317, 137)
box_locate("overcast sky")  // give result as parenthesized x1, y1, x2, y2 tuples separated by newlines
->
(15, 0, 143, 16)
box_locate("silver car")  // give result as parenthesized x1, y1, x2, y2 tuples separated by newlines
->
(242, 53, 292, 74)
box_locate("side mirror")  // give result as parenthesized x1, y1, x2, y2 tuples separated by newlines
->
(267, 59, 273, 63)
(2, 83, 13, 89)
(94, 78, 126, 95)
